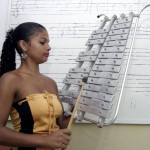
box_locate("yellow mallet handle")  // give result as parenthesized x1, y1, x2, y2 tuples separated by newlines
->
(67, 77, 87, 129)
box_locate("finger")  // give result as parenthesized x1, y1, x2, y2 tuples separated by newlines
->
(61, 129, 72, 135)
(61, 137, 70, 145)
(60, 143, 67, 149)
(63, 134, 71, 141)
(57, 134, 70, 145)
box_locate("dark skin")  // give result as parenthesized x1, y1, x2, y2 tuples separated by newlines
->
(0, 29, 71, 149)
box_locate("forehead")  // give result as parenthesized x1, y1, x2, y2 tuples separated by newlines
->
(30, 29, 49, 40)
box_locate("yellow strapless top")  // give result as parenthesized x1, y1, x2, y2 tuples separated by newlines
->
(10, 90, 62, 150)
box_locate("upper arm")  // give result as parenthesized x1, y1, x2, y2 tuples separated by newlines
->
(52, 79, 64, 110)
(0, 73, 17, 126)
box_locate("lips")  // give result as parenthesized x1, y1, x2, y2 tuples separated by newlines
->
(43, 53, 49, 57)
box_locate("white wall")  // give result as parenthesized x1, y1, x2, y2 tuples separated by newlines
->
(3, 0, 150, 124)
(0, 0, 9, 51)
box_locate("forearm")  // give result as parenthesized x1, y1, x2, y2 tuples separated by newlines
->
(0, 126, 45, 147)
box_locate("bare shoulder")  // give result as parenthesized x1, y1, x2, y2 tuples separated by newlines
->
(41, 74, 56, 83)
(0, 70, 23, 91)
(0, 71, 18, 84)
(42, 74, 57, 85)
(0, 71, 20, 102)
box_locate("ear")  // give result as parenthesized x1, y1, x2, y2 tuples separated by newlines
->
(18, 40, 28, 53)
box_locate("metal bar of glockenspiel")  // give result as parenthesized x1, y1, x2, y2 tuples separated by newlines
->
(104, 4, 150, 126)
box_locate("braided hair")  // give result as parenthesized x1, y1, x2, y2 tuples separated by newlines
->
(0, 22, 46, 77)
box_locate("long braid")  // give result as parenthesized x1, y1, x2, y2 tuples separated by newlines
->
(0, 29, 16, 77)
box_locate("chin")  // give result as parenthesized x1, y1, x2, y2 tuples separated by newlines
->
(42, 59, 48, 63)
(38, 59, 47, 64)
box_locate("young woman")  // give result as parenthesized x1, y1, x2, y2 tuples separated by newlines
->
(0, 22, 71, 150)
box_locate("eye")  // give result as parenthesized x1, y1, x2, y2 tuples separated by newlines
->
(39, 41, 45, 45)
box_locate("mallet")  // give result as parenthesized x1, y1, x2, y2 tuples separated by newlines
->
(67, 77, 88, 129)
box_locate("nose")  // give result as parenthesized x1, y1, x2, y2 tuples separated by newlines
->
(47, 44, 51, 51)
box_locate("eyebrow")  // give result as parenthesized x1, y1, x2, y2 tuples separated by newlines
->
(39, 37, 49, 42)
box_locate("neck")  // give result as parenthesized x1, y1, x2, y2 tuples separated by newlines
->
(18, 60, 40, 75)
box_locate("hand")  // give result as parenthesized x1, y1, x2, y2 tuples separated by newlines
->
(44, 129, 72, 149)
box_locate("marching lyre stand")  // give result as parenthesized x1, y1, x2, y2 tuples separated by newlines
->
(67, 77, 88, 129)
